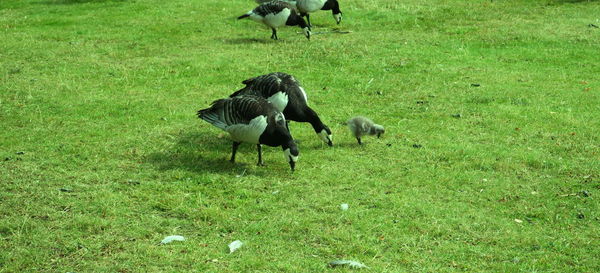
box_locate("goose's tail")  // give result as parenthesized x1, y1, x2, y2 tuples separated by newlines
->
(198, 101, 228, 130)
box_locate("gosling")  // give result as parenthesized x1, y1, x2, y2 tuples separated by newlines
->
(347, 116, 385, 145)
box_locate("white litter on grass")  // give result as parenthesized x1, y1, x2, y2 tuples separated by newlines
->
(296, 30, 352, 35)
(328, 260, 368, 269)
(228, 240, 243, 253)
(340, 203, 349, 211)
(161, 235, 185, 244)
(236, 169, 247, 178)
(514, 219, 523, 223)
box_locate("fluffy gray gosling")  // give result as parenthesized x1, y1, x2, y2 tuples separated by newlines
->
(347, 116, 385, 145)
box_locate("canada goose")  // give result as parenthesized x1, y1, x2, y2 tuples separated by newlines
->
(297, 0, 342, 27)
(198, 95, 299, 171)
(255, 0, 342, 28)
(347, 116, 384, 145)
(230, 72, 333, 146)
(238, 0, 311, 40)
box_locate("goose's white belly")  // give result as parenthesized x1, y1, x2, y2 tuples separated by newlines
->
(256, 8, 291, 28)
(226, 115, 268, 144)
(267, 91, 289, 112)
(297, 0, 327, 13)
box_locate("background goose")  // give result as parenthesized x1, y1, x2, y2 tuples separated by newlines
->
(198, 95, 299, 171)
(347, 116, 385, 145)
(255, 0, 342, 28)
(238, 0, 311, 40)
(230, 72, 333, 147)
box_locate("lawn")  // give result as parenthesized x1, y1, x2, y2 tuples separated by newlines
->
(1, 0, 599, 271)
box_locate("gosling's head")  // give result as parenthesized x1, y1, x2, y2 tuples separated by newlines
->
(371, 124, 385, 138)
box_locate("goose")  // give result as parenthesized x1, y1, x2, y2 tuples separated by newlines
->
(238, 0, 311, 40)
(255, 0, 342, 28)
(198, 95, 299, 171)
(229, 72, 333, 147)
(347, 116, 385, 145)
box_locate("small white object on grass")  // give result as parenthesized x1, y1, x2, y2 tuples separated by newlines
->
(160, 235, 185, 244)
(228, 240, 243, 253)
(236, 169, 247, 178)
(340, 203, 349, 211)
(328, 260, 368, 269)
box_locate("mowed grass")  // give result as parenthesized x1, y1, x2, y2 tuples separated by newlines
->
(1, 0, 600, 271)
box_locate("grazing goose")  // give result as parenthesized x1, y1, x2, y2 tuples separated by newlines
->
(198, 95, 299, 171)
(296, 0, 342, 28)
(255, 0, 342, 28)
(238, 0, 311, 40)
(347, 116, 385, 145)
(229, 72, 333, 147)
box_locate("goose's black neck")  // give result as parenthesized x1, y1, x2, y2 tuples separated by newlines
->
(322, 0, 341, 14)
(305, 108, 326, 133)
(286, 13, 308, 28)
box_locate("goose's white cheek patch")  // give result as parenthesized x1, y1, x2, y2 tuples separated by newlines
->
(318, 130, 331, 143)
(333, 13, 342, 23)
(283, 148, 299, 162)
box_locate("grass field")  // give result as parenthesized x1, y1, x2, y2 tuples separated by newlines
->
(1, 0, 600, 271)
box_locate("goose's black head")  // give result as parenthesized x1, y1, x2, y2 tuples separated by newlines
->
(324, 0, 342, 24)
(333, 12, 342, 24)
(282, 140, 299, 172)
(286, 12, 311, 40)
(318, 125, 333, 146)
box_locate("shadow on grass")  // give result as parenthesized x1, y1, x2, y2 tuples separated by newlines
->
(146, 129, 325, 175)
(36, 0, 127, 4)
(222, 38, 272, 45)
(325, 141, 387, 149)
(548, 0, 599, 3)
(145, 131, 245, 174)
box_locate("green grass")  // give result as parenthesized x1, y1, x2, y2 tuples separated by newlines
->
(1, 0, 600, 271)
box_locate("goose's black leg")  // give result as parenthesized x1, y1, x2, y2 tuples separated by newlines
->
(271, 28, 278, 40)
(301, 13, 312, 29)
(357, 137, 362, 145)
(230, 142, 241, 163)
(256, 144, 265, 166)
